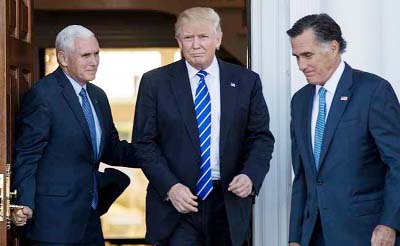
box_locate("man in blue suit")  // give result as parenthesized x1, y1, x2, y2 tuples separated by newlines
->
(133, 7, 274, 246)
(11, 25, 136, 245)
(288, 14, 400, 246)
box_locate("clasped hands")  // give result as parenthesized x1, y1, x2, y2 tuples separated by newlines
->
(168, 174, 253, 213)
(11, 206, 33, 226)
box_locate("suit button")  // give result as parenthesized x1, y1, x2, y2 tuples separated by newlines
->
(317, 180, 323, 185)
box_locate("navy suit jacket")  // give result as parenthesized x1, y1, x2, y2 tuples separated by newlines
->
(12, 67, 136, 243)
(289, 63, 400, 245)
(133, 59, 274, 245)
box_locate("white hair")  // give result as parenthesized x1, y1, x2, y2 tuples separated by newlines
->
(55, 25, 94, 52)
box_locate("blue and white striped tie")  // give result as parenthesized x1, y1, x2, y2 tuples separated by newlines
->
(314, 87, 327, 170)
(194, 70, 213, 200)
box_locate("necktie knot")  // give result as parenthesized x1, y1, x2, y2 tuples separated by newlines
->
(79, 88, 88, 98)
(318, 87, 327, 98)
(196, 70, 208, 80)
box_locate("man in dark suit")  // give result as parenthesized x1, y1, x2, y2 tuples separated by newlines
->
(133, 7, 274, 246)
(288, 14, 400, 246)
(11, 25, 136, 245)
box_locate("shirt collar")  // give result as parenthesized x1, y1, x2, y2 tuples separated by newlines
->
(316, 60, 345, 95)
(185, 55, 219, 80)
(63, 71, 87, 96)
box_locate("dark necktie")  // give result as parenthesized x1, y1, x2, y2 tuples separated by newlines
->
(79, 88, 98, 209)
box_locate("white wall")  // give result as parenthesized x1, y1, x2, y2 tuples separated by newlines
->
(251, 0, 292, 245)
(382, 0, 400, 98)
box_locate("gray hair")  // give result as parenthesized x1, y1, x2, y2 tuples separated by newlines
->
(55, 25, 95, 52)
(175, 7, 222, 38)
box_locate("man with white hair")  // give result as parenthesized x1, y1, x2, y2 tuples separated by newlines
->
(11, 25, 136, 245)
(133, 7, 274, 246)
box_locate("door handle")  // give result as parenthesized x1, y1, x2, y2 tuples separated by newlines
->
(4, 163, 24, 229)
(0, 173, 4, 222)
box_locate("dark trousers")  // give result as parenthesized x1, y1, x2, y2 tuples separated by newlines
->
(22, 209, 104, 246)
(310, 214, 325, 246)
(165, 181, 232, 246)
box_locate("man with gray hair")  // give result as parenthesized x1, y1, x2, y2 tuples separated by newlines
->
(11, 25, 136, 245)
(133, 7, 274, 246)
(288, 14, 400, 246)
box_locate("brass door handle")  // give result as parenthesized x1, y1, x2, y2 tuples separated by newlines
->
(4, 164, 24, 229)
(9, 204, 24, 210)
(9, 189, 23, 209)
(0, 174, 4, 222)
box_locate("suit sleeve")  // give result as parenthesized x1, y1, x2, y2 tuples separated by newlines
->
(288, 97, 307, 243)
(100, 93, 137, 167)
(132, 74, 180, 198)
(101, 123, 137, 167)
(369, 80, 400, 231)
(12, 87, 51, 210)
(239, 74, 275, 194)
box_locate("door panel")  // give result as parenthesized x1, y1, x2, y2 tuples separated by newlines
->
(0, 0, 33, 245)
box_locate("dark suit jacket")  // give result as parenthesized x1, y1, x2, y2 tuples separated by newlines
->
(12, 67, 136, 243)
(133, 59, 274, 246)
(289, 63, 400, 245)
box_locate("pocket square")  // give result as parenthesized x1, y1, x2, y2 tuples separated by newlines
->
(340, 96, 349, 101)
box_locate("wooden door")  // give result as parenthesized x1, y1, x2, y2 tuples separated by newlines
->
(0, 0, 33, 245)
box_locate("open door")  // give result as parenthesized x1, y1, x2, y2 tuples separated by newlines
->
(0, 0, 33, 245)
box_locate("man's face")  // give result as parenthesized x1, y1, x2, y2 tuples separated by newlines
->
(58, 36, 100, 85)
(291, 29, 340, 85)
(176, 21, 222, 70)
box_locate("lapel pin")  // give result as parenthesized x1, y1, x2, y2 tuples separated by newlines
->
(230, 82, 236, 88)
(340, 96, 349, 101)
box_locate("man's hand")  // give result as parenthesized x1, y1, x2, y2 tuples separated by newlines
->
(11, 206, 33, 226)
(228, 174, 253, 198)
(371, 224, 396, 246)
(289, 243, 301, 246)
(167, 183, 198, 213)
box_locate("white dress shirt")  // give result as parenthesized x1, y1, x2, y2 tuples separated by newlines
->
(186, 56, 221, 180)
(64, 72, 102, 154)
(311, 60, 345, 149)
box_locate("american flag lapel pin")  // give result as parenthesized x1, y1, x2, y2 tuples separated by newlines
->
(340, 96, 349, 101)
(230, 82, 236, 88)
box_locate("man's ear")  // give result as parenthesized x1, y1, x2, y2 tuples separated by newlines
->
(330, 40, 339, 55)
(57, 50, 68, 67)
(216, 32, 223, 50)
(176, 37, 183, 49)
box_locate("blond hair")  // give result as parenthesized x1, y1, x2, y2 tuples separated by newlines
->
(175, 7, 222, 37)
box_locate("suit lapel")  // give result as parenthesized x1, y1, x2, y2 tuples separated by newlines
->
(219, 60, 238, 155)
(169, 60, 201, 156)
(319, 63, 353, 169)
(87, 83, 105, 159)
(301, 85, 317, 175)
(55, 68, 92, 147)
